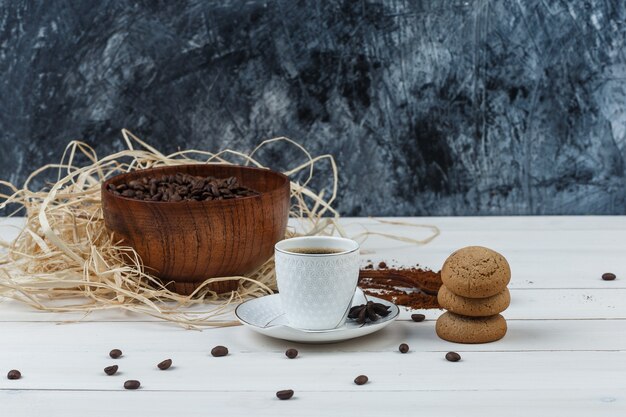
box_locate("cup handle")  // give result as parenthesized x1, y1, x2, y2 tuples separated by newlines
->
(334, 287, 366, 329)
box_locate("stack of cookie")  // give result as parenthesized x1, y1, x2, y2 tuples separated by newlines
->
(436, 246, 511, 344)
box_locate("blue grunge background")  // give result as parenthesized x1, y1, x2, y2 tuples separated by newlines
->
(1, 1, 625, 215)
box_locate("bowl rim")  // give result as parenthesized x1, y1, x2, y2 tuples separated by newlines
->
(101, 163, 290, 205)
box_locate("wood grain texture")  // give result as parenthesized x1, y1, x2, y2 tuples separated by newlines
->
(0, 349, 623, 392)
(2, 216, 626, 416)
(101, 164, 290, 295)
(3, 390, 623, 417)
(0, 287, 624, 322)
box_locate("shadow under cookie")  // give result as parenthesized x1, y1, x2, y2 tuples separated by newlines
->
(436, 312, 507, 344)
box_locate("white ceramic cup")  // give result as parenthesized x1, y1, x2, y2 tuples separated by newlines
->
(274, 236, 360, 330)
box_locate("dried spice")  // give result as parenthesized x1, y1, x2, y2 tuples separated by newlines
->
(358, 266, 442, 310)
(348, 301, 391, 324)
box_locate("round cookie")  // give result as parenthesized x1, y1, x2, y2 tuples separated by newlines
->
(441, 246, 511, 298)
(436, 312, 507, 344)
(438, 285, 510, 317)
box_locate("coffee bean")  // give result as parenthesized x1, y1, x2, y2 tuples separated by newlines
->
(276, 389, 294, 400)
(211, 346, 228, 357)
(285, 348, 298, 359)
(411, 314, 426, 322)
(7, 370, 21, 380)
(602, 273, 617, 281)
(124, 380, 141, 390)
(399, 343, 409, 353)
(109, 349, 123, 359)
(354, 375, 369, 385)
(445, 352, 461, 362)
(157, 359, 172, 370)
(109, 174, 258, 202)
(104, 365, 118, 376)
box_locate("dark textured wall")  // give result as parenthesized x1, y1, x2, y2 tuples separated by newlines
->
(1, 0, 626, 215)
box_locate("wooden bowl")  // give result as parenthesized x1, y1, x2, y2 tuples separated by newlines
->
(101, 164, 290, 295)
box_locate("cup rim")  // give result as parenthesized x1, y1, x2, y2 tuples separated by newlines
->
(274, 236, 359, 257)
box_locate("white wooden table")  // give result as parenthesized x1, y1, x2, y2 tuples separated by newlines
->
(1, 216, 625, 416)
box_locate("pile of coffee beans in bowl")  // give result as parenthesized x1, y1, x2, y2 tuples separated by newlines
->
(107, 173, 259, 202)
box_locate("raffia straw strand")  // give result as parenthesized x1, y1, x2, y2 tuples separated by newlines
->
(0, 130, 439, 329)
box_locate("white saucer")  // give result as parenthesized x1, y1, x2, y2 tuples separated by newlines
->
(235, 292, 399, 344)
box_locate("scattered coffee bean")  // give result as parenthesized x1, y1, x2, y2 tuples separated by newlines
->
(124, 380, 141, 390)
(445, 352, 461, 362)
(108, 173, 258, 202)
(378, 261, 387, 269)
(104, 365, 118, 376)
(109, 349, 122, 359)
(211, 346, 229, 357)
(157, 359, 172, 370)
(285, 348, 298, 359)
(7, 370, 21, 380)
(399, 343, 409, 353)
(602, 273, 617, 281)
(276, 389, 294, 400)
(354, 375, 369, 385)
(411, 313, 426, 322)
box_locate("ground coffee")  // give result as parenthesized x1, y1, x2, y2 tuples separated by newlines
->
(358, 265, 442, 310)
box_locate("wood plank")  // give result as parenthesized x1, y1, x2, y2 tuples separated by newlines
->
(0, 287, 624, 322)
(397, 287, 626, 320)
(0, 216, 624, 415)
(361, 247, 626, 289)
(4, 217, 626, 290)
(348, 217, 626, 291)
(2, 389, 624, 417)
(0, 350, 624, 392)
(1, 319, 625, 355)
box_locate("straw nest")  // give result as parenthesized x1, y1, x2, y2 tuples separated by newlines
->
(0, 130, 439, 328)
